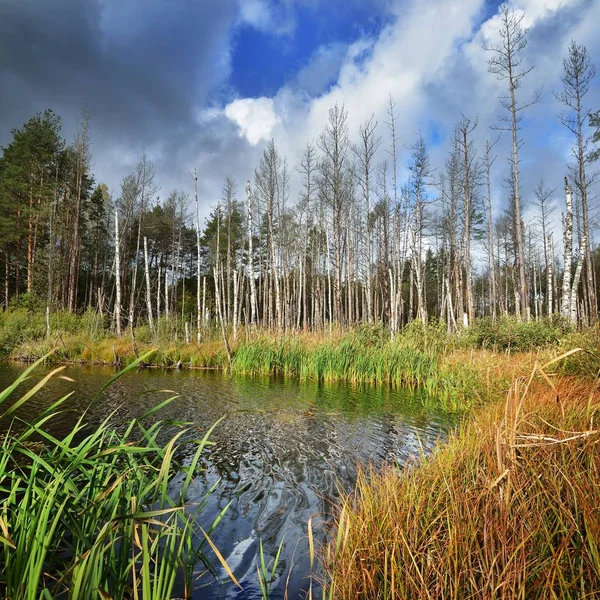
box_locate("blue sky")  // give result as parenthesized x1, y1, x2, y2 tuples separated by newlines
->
(1, 0, 599, 236)
(229, 0, 392, 98)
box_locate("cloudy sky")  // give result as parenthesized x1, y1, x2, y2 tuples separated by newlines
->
(1, 0, 599, 230)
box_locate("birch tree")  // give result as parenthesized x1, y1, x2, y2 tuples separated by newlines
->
(352, 116, 381, 323)
(318, 103, 350, 325)
(114, 210, 122, 338)
(533, 178, 556, 315)
(556, 40, 597, 320)
(561, 178, 574, 319)
(485, 3, 540, 321)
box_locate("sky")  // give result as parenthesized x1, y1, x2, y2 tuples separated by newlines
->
(1, 0, 599, 239)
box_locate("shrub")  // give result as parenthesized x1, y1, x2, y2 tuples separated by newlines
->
(0, 309, 46, 354)
(464, 316, 563, 351)
(555, 327, 600, 377)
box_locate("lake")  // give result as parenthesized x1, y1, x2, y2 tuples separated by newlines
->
(0, 363, 456, 599)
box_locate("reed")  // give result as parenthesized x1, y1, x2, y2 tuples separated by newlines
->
(0, 353, 234, 599)
(324, 352, 600, 599)
(9, 320, 592, 413)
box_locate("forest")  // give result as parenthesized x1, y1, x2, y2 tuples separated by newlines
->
(0, 6, 599, 352)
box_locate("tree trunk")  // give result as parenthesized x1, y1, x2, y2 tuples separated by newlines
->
(114, 212, 122, 338)
(561, 179, 574, 320)
(143, 236, 155, 337)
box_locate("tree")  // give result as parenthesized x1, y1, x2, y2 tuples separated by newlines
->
(484, 137, 500, 321)
(561, 178, 574, 320)
(318, 103, 351, 325)
(556, 41, 597, 320)
(458, 116, 478, 326)
(408, 133, 431, 325)
(255, 140, 285, 330)
(67, 107, 93, 311)
(485, 3, 540, 321)
(245, 180, 259, 327)
(532, 178, 556, 315)
(0, 110, 62, 302)
(352, 115, 381, 324)
(296, 143, 317, 330)
(590, 110, 600, 162)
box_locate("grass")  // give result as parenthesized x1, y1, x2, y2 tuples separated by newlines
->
(4, 314, 592, 413)
(323, 352, 600, 599)
(0, 352, 235, 599)
(3, 311, 600, 597)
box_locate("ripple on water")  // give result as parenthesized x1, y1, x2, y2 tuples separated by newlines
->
(0, 365, 456, 599)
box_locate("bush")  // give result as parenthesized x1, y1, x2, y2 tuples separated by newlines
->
(556, 327, 600, 377)
(0, 309, 46, 354)
(463, 316, 564, 351)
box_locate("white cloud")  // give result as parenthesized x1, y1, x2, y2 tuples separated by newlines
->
(224, 97, 281, 145)
(238, 0, 272, 29)
(237, 0, 298, 36)
(197, 0, 599, 232)
(516, 0, 583, 26)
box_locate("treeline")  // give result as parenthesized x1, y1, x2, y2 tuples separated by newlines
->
(1, 4, 600, 343)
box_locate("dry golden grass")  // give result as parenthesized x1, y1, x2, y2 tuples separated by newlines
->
(325, 355, 600, 599)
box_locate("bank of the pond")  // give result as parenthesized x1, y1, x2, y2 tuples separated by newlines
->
(324, 359, 600, 598)
(5, 318, 599, 412)
(6, 331, 528, 412)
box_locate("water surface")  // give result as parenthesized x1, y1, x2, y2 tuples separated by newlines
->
(0, 363, 455, 599)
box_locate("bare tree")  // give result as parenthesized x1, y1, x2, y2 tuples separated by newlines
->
(555, 40, 597, 320)
(458, 116, 478, 326)
(532, 178, 556, 315)
(485, 3, 540, 321)
(255, 140, 283, 331)
(352, 115, 381, 323)
(245, 180, 258, 326)
(318, 103, 350, 324)
(193, 168, 202, 342)
(114, 210, 122, 338)
(485, 137, 500, 320)
(562, 177, 574, 319)
(408, 133, 431, 325)
(296, 143, 317, 330)
(143, 235, 155, 338)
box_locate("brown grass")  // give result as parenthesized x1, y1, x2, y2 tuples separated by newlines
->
(325, 355, 600, 599)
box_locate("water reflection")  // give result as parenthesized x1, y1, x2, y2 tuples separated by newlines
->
(0, 364, 455, 599)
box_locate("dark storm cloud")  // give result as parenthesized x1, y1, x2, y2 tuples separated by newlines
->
(0, 0, 241, 207)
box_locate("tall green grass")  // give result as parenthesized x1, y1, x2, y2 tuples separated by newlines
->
(0, 353, 234, 599)
(7, 312, 578, 412)
(230, 325, 484, 411)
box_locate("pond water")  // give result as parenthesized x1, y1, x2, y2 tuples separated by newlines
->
(0, 363, 456, 599)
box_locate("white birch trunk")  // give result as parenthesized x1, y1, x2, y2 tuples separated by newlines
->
(214, 266, 232, 361)
(156, 265, 161, 323)
(561, 180, 574, 320)
(143, 236, 155, 336)
(202, 276, 207, 328)
(245, 182, 258, 326)
(164, 269, 169, 323)
(546, 234, 553, 316)
(570, 234, 586, 325)
(114, 211, 122, 338)
(194, 169, 202, 343)
(233, 266, 239, 342)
